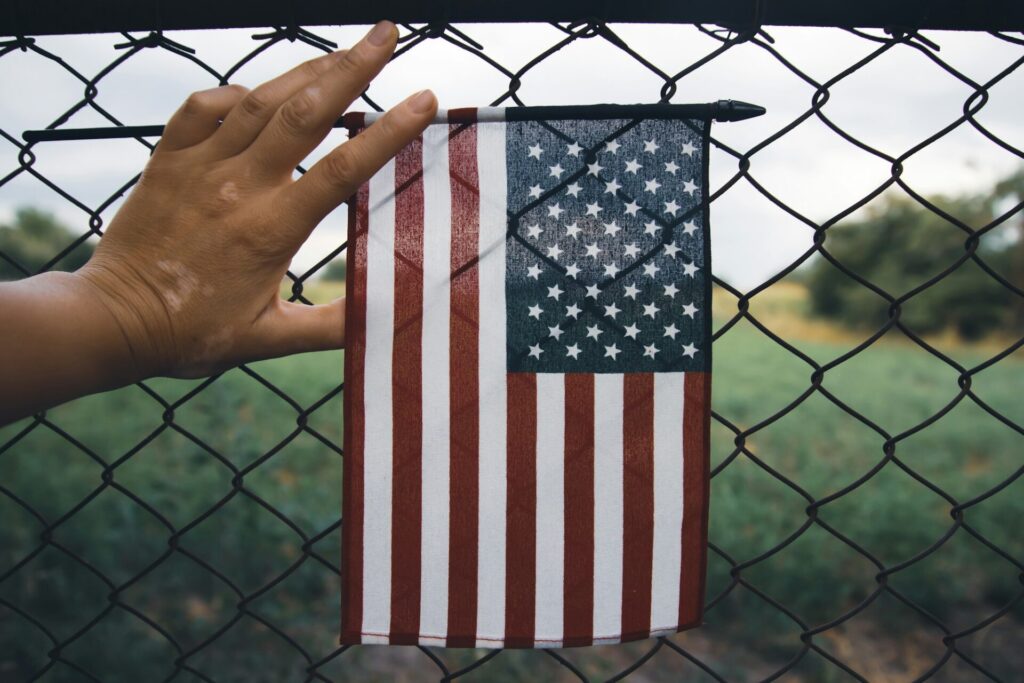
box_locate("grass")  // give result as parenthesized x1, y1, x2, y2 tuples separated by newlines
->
(1, 283, 1021, 682)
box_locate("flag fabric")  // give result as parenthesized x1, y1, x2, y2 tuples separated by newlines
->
(341, 105, 712, 648)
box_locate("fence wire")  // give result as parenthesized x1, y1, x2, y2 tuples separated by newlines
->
(1, 16, 1023, 683)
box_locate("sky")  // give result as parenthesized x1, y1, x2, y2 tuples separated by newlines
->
(1, 23, 1021, 289)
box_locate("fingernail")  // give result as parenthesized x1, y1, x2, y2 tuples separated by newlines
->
(408, 89, 436, 114)
(366, 20, 394, 46)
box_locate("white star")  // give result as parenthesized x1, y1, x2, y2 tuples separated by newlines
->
(643, 302, 659, 318)
(564, 262, 580, 278)
(566, 343, 581, 359)
(566, 182, 582, 197)
(645, 178, 662, 194)
(663, 283, 680, 297)
(586, 202, 601, 217)
(547, 203, 564, 218)
(643, 262, 660, 278)
(603, 220, 621, 237)
(682, 261, 700, 278)
(565, 303, 581, 318)
(644, 139, 660, 154)
(624, 200, 640, 216)
(565, 222, 581, 239)
(623, 283, 640, 299)
(528, 184, 542, 199)
(587, 160, 603, 176)
(528, 343, 543, 359)
(585, 284, 601, 299)
(546, 244, 563, 260)
(604, 139, 621, 154)
(625, 158, 642, 174)
(603, 263, 620, 278)
(681, 220, 699, 236)
(604, 178, 621, 195)
(623, 242, 640, 258)
(644, 221, 660, 237)
(527, 264, 542, 279)
(644, 343, 658, 359)
(525, 223, 542, 239)
(664, 199, 681, 216)
(623, 323, 640, 339)
(682, 179, 698, 195)
(584, 242, 602, 259)
(586, 324, 602, 340)
(528, 144, 543, 159)
(604, 343, 621, 360)
(528, 304, 543, 319)
(548, 324, 564, 340)
(566, 141, 583, 156)
(663, 323, 680, 339)
(681, 302, 699, 317)
(547, 284, 563, 300)
(663, 243, 681, 259)
(548, 163, 564, 179)
(681, 342, 698, 358)
(664, 160, 679, 175)
(681, 141, 697, 156)
(604, 302, 621, 318)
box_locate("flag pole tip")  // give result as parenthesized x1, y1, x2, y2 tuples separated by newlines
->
(714, 100, 766, 122)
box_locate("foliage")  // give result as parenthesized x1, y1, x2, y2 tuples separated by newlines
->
(1, 298, 1022, 681)
(320, 255, 347, 282)
(805, 170, 1024, 340)
(0, 207, 93, 280)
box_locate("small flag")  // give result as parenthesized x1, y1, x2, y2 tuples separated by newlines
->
(341, 104, 719, 648)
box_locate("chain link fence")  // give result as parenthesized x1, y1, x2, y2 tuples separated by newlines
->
(2, 6, 1023, 682)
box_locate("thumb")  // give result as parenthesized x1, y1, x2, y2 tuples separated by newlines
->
(252, 298, 346, 358)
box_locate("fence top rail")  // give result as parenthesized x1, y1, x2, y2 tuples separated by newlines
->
(2, 0, 1023, 37)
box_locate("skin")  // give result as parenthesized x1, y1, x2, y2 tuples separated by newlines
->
(0, 20, 437, 426)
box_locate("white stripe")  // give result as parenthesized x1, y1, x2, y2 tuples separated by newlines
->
(534, 374, 565, 647)
(361, 158, 396, 640)
(592, 373, 624, 641)
(418, 125, 451, 643)
(475, 119, 508, 646)
(362, 107, 506, 125)
(650, 373, 685, 631)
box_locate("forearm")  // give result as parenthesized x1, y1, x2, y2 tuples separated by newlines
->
(0, 271, 139, 425)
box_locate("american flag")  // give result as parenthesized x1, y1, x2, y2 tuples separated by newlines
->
(341, 105, 710, 648)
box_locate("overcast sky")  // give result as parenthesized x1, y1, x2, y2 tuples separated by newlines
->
(1, 23, 1021, 289)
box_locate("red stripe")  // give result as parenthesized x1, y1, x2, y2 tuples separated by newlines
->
(505, 372, 537, 646)
(680, 371, 711, 629)
(389, 137, 425, 644)
(340, 176, 369, 643)
(562, 373, 595, 647)
(446, 122, 480, 647)
(621, 373, 655, 640)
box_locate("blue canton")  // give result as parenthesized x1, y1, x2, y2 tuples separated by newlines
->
(505, 117, 708, 373)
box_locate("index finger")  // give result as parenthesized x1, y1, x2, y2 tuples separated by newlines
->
(244, 21, 400, 177)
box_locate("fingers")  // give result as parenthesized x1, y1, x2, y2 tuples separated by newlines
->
(159, 84, 249, 152)
(252, 298, 346, 358)
(280, 89, 437, 240)
(205, 49, 349, 158)
(244, 21, 401, 177)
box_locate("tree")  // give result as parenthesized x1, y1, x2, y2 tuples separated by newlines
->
(320, 254, 347, 282)
(0, 207, 94, 280)
(805, 169, 1023, 340)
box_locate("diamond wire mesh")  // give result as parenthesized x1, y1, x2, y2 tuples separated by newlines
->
(1, 17, 1023, 683)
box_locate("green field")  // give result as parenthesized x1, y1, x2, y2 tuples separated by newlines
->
(1, 284, 1022, 682)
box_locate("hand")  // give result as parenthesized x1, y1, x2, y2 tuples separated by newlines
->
(77, 20, 436, 380)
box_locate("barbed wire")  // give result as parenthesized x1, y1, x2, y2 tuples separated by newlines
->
(1, 16, 1023, 683)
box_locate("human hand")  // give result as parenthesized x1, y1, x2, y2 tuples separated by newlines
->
(76, 20, 436, 380)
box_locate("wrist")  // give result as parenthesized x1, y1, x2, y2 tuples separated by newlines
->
(72, 263, 166, 384)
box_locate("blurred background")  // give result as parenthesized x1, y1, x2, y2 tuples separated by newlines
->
(1, 17, 1022, 683)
